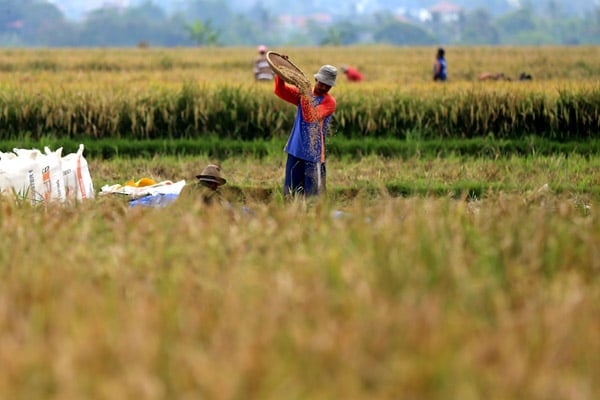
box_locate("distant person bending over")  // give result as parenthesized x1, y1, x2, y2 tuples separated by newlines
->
(274, 62, 337, 197)
(254, 45, 274, 81)
(341, 65, 364, 82)
(519, 72, 532, 81)
(433, 47, 447, 82)
(478, 72, 510, 81)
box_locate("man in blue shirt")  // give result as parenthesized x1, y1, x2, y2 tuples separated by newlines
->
(274, 64, 337, 197)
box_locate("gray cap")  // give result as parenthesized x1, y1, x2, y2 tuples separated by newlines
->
(314, 65, 337, 87)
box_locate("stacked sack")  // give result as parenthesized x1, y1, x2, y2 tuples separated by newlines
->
(0, 144, 94, 204)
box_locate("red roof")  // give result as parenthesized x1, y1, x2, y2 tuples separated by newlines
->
(429, 1, 462, 13)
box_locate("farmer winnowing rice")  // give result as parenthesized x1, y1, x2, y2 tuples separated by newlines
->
(273, 59, 337, 197)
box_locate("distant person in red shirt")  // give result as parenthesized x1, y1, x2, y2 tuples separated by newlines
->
(340, 65, 364, 82)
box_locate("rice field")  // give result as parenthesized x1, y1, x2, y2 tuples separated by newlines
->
(0, 46, 599, 140)
(0, 46, 599, 399)
(0, 153, 598, 399)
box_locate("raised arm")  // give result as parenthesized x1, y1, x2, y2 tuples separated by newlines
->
(274, 75, 301, 105)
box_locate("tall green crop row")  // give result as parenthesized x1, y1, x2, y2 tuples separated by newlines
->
(0, 83, 288, 140)
(331, 83, 600, 139)
(556, 88, 600, 139)
(0, 82, 598, 141)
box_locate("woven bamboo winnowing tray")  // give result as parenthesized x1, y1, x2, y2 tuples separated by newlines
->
(266, 51, 311, 92)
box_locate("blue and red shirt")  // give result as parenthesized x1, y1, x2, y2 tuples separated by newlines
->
(274, 75, 336, 163)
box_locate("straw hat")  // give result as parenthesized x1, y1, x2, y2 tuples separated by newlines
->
(196, 164, 226, 186)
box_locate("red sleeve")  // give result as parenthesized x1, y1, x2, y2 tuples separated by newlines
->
(274, 75, 301, 105)
(300, 94, 336, 123)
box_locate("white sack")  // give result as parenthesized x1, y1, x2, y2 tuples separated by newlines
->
(0, 149, 46, 204)
(44, 146, 66, 202)
(62, 144, 94, 201)
(11, 147, 66, 203)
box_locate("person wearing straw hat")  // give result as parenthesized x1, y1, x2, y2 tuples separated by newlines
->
(184, 164, 253, 218)
(254, 45, 274, 81)
(194, 164, 228, 205)
(274, 62, 337, 197)
(340, 64, 364, 82)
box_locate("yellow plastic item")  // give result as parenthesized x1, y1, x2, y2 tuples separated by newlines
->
(123, 178, 157, 187)
(136, 178, 157, 187)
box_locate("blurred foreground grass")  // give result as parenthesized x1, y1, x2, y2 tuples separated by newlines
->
(0, 156, 598, 399)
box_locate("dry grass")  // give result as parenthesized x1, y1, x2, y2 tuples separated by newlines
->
(87, 154, 600, 199)
(0, 156, 598, 399)
(2, 46, 599, 88)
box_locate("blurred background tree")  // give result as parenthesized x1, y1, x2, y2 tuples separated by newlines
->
(0, 0, 598, 47)
(185, 19, 219, 46)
